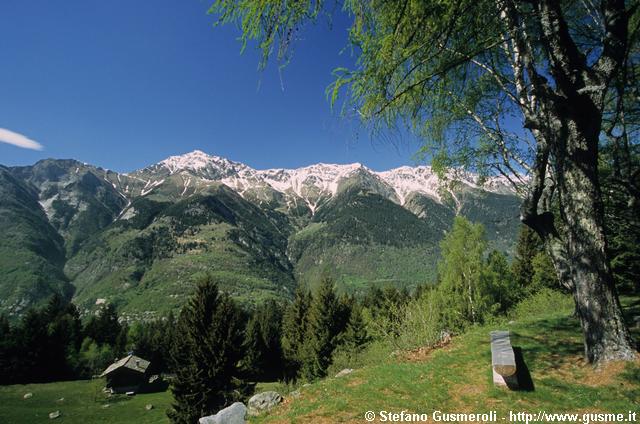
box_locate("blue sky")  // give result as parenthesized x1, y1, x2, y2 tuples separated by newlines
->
(0, 0, 422, 172)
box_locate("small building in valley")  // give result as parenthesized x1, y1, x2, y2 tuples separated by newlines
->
(100, 354, 151, 394)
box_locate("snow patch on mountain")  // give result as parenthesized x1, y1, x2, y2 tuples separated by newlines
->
(158, 150, 249, 177)
(260, 163, 366, 197)
(377, 166, 442, 203)
(141, 179, 165, 196)
(140, 150, 520, 208)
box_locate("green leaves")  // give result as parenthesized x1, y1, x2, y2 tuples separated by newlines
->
(208, 0, 326, 69)
(437, 216, 488, 330)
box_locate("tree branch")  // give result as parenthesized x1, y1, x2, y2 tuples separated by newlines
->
(519, 137, 556, 240)
(593, 0, 629, 85)
(499, 0, 551, 128)
(536, 0, 592, 96)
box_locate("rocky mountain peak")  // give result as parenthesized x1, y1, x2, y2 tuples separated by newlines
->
(158, 150, 245, 175)
(131, 150, 520, 208)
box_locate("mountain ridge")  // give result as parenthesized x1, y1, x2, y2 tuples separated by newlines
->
(0, 150, 523, 319)
(125, 150, 518, 208)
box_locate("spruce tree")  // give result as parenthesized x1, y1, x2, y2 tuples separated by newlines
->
(168, 277, 247, 424)
(511, 226, 559, 295)
(243, 312, 268, 379)
(0, 295, 85, 384)
(129, 315, 176, 374)
(0, 314, 14, 385)
(281, 285, 311, 380)
(511, 226, 544, 289)
(531, 253, 560, 292)
(481, 250, 519, 314)
(43, 294, 83, 381)
(83, 303, 122, 347)
(338, 303, 370, 359)
(601, 151, 640, 294)
(300, 276, 342, 381)
(16, 309, 49, 383)
(243, 300, 284, 381)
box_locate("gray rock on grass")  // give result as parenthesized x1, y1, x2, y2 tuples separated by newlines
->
(335, 368, 354, 378)
(199, 402, 247, 424)
(248, 391, 282, 416)
(289, 390, 301, 399)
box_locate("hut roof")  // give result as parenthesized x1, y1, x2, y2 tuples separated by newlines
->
(100, 354, 150, 377)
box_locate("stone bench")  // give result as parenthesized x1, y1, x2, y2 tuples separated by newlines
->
(490, 330, 518, 389)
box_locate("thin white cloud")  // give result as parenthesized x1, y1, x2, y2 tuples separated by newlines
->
(0, 128, 44, 151)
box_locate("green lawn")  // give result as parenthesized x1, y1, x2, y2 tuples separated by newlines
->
(0, 379, 172, 424)
(1, 296, 638, 424)
(251, 296, 640, 423)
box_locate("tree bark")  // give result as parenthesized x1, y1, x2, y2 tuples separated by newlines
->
(505, 0, 638, 364)
(558, 157, 636, 363)
(524, 109, 637, 363)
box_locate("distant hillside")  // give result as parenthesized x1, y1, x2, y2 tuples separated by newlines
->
(66, 185, 296, 320)
(0, 151, 523, 318)
(0, 167, 73, 316)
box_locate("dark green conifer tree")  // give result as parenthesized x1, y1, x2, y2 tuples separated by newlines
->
(243, 312, 268, 378)
(601, 149, 640, 294)
(511, 226, 559, 296)
(0, 314, 14, 384)
(482, 250, 519, 314)
(0, 294, 85, 384)
(129, 314, 176, 374)
(168, 277, 247, 424)
(243, 300, 284, 381)
(338, 303, 370, 359)
(16, 308, 49, 383)
(300, 277, 342, 381)
(83, 303, 122, 347)
(281, 285, 311, 380)
(43, 294, 83, 381)
(530, 253, 560, 292)
(511, 226, 544, 289)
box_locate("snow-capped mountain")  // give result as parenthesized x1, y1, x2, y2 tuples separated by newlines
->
(1, 152, 522, 317)
(124, 150, 518, 213)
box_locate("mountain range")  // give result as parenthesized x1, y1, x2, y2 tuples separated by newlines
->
(0, 150, 522, 321)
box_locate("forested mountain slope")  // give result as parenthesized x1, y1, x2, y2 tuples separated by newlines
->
(0, 151, 522, 317)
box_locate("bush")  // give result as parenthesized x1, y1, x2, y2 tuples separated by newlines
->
(510, 288, 573, 321)
(394, 289, 443, 350)
(328, 340, 394, 376)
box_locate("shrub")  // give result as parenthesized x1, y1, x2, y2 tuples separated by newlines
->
(510, 288, 573, 321)
(395, 289, 443, 350)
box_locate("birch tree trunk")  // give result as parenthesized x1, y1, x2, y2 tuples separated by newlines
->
(555, 137, 635, 362)
(502, 0, 638, 363)
(525, 108, 637, 362)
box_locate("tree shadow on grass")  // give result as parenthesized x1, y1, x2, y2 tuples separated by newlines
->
(101, 393, 139, 405)
(508, 317, 585, 378)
